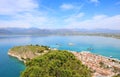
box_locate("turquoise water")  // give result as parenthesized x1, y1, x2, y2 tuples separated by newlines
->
(0, 35, 120, 77)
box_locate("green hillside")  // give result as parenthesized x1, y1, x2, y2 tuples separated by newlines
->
(10, 45, 49, 53)
(21, 50, 92, 77)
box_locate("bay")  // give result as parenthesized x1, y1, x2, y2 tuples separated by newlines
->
(0, 35, 120, 77)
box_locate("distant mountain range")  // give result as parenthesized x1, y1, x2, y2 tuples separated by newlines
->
(0, 28, 120, 35)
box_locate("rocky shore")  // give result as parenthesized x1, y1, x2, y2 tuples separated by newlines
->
(8, 50, 26, 63)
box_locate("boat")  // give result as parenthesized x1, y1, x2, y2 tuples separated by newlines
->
(109, 56, 113, 58)
(87, 48, 94, 51)
(56, 43, 61, 46)
(68, 43, 74, 46)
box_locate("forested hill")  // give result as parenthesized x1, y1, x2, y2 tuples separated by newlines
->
(21, 50, 92, 77)
(8, 45, 92, 77)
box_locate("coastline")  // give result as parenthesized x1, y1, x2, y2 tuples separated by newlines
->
(8, 49, 120, 77)
(1, 33, 120, 40)
(72, 51, 120, 77)
(8, 51, 26, 63)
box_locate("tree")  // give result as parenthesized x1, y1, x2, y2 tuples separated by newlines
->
(21, 50, 92, 77)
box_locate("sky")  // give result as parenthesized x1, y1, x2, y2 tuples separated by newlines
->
(0, 0, 120, 30)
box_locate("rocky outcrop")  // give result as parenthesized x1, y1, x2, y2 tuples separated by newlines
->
(8, 50, 49, 63)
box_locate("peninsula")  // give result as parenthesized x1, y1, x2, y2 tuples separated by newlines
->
(8, 45, 50, 63)
(8, 45, 120, 77)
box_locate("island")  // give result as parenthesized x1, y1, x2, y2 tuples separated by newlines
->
(8, 45, 120, 77)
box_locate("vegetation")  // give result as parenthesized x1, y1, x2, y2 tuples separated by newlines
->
(9, 45, 50, 61)
(11, 45, 49, 53)
(21, 50, 92, 77)
(99, 62, 109, 69)
(113, 74, 120, 77)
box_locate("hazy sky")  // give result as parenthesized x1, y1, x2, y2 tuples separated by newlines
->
(0, 0, 120, 30)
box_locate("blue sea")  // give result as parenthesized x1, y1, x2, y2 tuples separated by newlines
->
(0, 35, 120, 77)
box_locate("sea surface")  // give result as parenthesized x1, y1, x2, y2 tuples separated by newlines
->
(0, 35, 120, 77)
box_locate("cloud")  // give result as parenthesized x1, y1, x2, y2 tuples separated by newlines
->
(89, 0, 99, 5)
(65, 14, 120, 30)
(76, 13, 85, 18)
(90, 0, 99, 3)
(64, 12, 85, 22)
(60, 4, 75, 10)
(0, 0, 57, 28)
(0, 20, 30, 28)
(0, 12, 57, 28)
(93, 15, 107, 20)
(0, 0, 119, 30)
(0, 0, 38, 15)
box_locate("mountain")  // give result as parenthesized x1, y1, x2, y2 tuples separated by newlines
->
(0, 28, 52, 35)
(0, 28, 120, 35)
